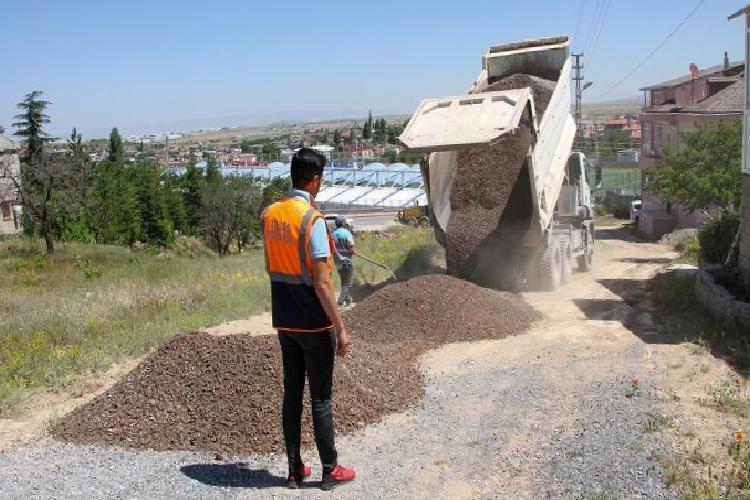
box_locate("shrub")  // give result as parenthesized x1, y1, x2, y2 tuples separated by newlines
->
(698, 212, 739, 265)
(170, 235, 213, 258)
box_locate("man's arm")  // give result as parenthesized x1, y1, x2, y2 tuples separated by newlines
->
(313, 258, 350, 356)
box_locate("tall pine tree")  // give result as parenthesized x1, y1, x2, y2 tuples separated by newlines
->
(108, 127, 124, 164)
(13, 91, 52, 162)
(182, 157, 205, 232)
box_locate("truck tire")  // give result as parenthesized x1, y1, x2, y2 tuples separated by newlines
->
(577, 230, 594, 272)
(538, 239, 562, 291)
(560, 238, 573, 284)
(418, 216, 430, 227)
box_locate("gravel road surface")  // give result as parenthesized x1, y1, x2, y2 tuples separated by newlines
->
(0, 227, 680, 499)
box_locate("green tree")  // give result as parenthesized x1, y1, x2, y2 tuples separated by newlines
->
(200, 175, 262, 256)
(88, 161, 140, 245)
(0, 124, 4, 134)
(164, 171, 188, 234)
(108, 127, 124, 164)
(68, 127, 87, 162)
(12, 90, 52, 162)
(261, 140, 280, 159)
(11, 91, 86, 253)
(362, 110, 373, 140)
(333, 129, 342, 148)
(240, 138, 252, 153)
(129, 160, 174, 245)
(261, 176, 291, 210)
(205, 154, 221, 186)
(182, 157, 205, 231)
(649, 120, 742, 213)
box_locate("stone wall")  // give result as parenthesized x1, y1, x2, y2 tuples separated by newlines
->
(695, 270, 750, 327)
(741, 174, 750, 288)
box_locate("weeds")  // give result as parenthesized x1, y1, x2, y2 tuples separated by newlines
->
(642, 413, 675, 433)
(73, 254, 103, 280)
(701, 377, 750, 417)
(666, 431, 750, 499)
(0, 229, 440, 413)
(625, 378, 642, 398)
(673, 232, 700, 265)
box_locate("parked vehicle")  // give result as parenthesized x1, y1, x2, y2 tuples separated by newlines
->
(397, 205, 430, 227)
(630, 200, 642, 225)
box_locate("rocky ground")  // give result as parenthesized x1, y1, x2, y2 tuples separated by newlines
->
(0, 227, 704, 499)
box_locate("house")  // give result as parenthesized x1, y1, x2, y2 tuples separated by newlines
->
(0, 135, 21, 234)
(638, 57, 745, 236)
(729, 5, 750, 289)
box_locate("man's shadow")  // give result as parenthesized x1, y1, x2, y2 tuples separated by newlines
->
(180, 463, 291, 489)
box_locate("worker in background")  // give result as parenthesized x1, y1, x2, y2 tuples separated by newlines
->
(332, 216, 355, 306)
(261, 148, 356, 491)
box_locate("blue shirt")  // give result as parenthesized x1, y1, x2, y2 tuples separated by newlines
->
(288, 188, 330, 259)
(332, 227, 355, 266)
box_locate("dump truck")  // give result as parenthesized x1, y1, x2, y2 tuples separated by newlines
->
(399, 35, 593, 291)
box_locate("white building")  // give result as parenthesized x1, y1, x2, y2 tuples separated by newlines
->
(0, 135, 22, 233)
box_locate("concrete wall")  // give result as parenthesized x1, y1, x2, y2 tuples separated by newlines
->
(741, 174, 750, 287)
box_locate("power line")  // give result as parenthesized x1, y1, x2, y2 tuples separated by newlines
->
(596, 0, 706, 100)
(574, 0, 586, 46)
(582, 0, 604, 53)
(587, 0, 611, 64)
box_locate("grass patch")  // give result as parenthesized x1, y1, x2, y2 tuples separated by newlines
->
(650, 272, 699, 313)
(701, 377, 750, 418)
(594, 213, 629, 227)
(0, 229, 440, 413)
(672, 232, 700, 265)
(642, 413, 675, 433)
(352, 227, 439, 285)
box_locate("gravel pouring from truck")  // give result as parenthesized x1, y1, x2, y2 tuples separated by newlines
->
(399, 35, 594, 291)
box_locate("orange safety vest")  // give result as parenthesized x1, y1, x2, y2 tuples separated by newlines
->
(262, 196, 334, 332)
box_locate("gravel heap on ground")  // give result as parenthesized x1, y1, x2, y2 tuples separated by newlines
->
(445, 74, 555, 279)
(55, 275, 539, 455)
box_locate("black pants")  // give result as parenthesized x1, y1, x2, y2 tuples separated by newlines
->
(278, 330, 338, 474)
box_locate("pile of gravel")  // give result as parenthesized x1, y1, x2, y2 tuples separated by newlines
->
(55, 275, 539, 455)
(445, 74, 555, 280)
(483, 74, 556, 120)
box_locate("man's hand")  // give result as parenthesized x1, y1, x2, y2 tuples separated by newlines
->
(312, 257, 350, 358)
(336, 328, 351, 357)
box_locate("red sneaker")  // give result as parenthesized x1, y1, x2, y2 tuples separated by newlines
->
(287, 464, 311, 489)
(320, 464, 356, 491)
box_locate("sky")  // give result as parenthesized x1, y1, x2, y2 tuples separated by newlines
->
(1, 0, 746, 139)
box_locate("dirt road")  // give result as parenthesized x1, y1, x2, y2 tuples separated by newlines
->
(0, 227, 701, 498)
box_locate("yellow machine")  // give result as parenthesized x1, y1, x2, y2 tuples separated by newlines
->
(397, 205, 431, 227)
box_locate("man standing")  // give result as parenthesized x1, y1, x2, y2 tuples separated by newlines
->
(332, 216, 355, 306)
(261, 148, 356, 490)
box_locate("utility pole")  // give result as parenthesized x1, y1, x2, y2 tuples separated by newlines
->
(572, 53, 584, 138)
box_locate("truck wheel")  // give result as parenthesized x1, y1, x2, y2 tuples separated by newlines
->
(577, 231, 594, 272)
(419, 216, 430, 227)
(539, 239, 562, 291)
(560, 239, 573, 284)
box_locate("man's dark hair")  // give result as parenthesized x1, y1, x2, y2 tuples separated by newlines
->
(291, 148, 326, 188)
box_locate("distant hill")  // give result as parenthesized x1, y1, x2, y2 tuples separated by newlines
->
(579, 97, 641, 118)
